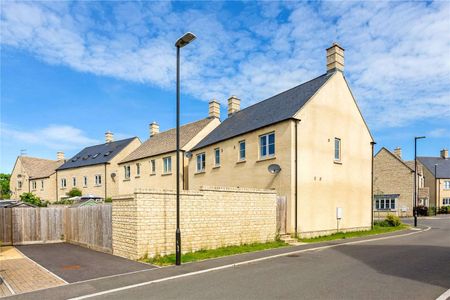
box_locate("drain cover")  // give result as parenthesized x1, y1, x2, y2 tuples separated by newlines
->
(286, 254, 299, 258)
(62, 265, 81, 270)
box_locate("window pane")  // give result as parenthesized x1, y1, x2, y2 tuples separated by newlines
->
(268, 143, 275, 155)
(335, 138, 341, 160)
(391, 199, 395, 209)
(260, 136, 267, 157)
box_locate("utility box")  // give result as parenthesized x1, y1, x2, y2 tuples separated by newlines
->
(336, 207, 343, 220)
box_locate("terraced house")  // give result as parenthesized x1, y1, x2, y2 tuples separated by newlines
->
(188, 44, 374, 237)
(419, 149, 450, 210)
(9, 153, 65, 202)
(118, 111, 220, 194)
(373, 147, 428, 217)
(55, 132, 141, 200)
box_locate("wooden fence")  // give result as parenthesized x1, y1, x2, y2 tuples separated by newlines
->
(276, 196, 287, 234)
(0, 205, 112, 253)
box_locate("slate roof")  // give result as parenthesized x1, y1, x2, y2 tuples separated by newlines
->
(19, 156, 64, 179)
(418, 156, 450, 179)
(192, 72, 333, 150)
(57, 137, 138, 170)
(120, 118, 216, 164)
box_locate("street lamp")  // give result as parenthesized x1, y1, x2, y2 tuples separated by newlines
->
(175, 32, 196, 266)
(434, 163, 438, 216)
(414, 136, 425, 227)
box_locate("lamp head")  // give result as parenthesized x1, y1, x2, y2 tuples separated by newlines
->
(175, 32, 196, 48)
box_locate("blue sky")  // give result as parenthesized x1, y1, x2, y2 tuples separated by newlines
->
(1, 1, 449, 173)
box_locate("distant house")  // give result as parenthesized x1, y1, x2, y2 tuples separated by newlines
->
(418, 149, 450, 210)
(9, 153, 65, 201)
(188, 43, 374, 237)
(56, 133, 141, 200)
(118, 111, 220, 194)
(373, 147, 428, 217)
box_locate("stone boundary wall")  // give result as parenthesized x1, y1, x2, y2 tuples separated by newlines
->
(112, 186, 277, 259)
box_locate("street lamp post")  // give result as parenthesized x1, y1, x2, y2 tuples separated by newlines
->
(175, 32, 196, 266)
(434, 164, 438, 216)
(414, 136, 425, 227)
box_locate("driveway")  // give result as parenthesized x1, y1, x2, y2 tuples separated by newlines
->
(16, 243, 156, 283)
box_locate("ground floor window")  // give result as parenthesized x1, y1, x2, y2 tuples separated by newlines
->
(443, 198, 450, 206)
(374, 195, 398, 210)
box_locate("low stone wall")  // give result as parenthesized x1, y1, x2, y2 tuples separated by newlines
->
(112, 186, 277, 259)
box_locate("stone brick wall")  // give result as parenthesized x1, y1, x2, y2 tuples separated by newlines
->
(112, 186, 277, 259)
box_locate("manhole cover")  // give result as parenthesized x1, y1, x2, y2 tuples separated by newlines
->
(62, 265, 81, 270)
(286, 254, 299, 258)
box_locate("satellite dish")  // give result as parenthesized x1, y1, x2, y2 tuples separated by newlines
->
(268, 164, 281, 174)
(185, 151, 193, 159)
(111, 172, 116, 178)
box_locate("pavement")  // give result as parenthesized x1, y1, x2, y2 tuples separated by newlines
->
(5, 216, 450, 300)
(16, 243, 156, 283)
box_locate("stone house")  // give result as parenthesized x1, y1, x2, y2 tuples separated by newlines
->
(118, 115, 220, 194)
(373, 147, 428, 217)
(418, 149, 450, 210)
(9, 153, 64, 201)
(55, 133, 141, 200)
(187, 43, 374, 237)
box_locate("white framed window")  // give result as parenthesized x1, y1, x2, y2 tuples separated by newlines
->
(150, 160, 156, 174)
(95, 174, 102, 186)
(124, 165, 131, 179)
(136, 163, 141, 176)
(443, 198, 450, 206)
(32, 181, 37, 190)
(375, 196, 397, 210)
(83, 176, 88, 187)
(41, 180, 44, 189)
(260, 132, 275, 159)
(444, 181, 450, 190)
(334, 138, 341, 161)
(72, 177, 77, 186)
(61, 178, 67, 188)
(239, 140, 246, 161)
(214, 148, 220, 167)
(196, 153, 206, 172)
(163, 157, 172, 174)
(18, 181, 22, 189)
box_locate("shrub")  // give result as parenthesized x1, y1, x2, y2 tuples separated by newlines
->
(20, 192, 48, 207)
(416, 205, 428, 216)
(374, 220, 390, 227)
(438, 206, 449, 214)
(67, 187, 82, 197)
(385, 214, 401, 227)
(105, 197, 112, 203)
(53, 199, 74, 205)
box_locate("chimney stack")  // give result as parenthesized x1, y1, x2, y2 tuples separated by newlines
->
(57, 151, 65, 161)
(227, 96, 240, 117)
(441, 149, 448, 159)
(326, 43, 345, 73)
(150, 122, 159, 137)
(394, 147, 402, 159)
(105, 131, 114, 143)
(209, 100, 220, 119)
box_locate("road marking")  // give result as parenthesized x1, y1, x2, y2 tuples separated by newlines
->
(70, 226, 431, 300)
(2, 277, 16, 295)
(14, 247, 69, 284)
(436, 288, 450, 300)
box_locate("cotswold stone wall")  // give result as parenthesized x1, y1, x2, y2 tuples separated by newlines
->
(112, 186, 277, 259)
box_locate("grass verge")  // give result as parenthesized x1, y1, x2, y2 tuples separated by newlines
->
(142, 240, 288, 266)
(298, 224, 410, 243)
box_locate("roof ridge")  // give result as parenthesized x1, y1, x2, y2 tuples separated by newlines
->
(82, 136, 137, 150)
(153, 117, 212, 136)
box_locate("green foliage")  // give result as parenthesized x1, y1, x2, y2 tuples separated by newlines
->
(20, 192, 48, 207)
(438, 206, 449, 214)
(67, 187, 82, 197)
(142, 241, 288, 266)
(105, 197, 113, 203)
(385, 214, 401, 227)
(53, 199, 74, 205)
(0, 173, 11, 199)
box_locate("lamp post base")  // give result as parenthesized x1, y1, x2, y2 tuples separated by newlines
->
(176, 229, 181, 265)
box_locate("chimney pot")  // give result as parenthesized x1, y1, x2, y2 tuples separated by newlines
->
(150, 122, 159, 137)
(57, 151, 65, 161)
(394, 147, 402, 159)
(227, 96, 240, 117)
(209, 100, 220, 119)
(441, 149, 448, 159)
(105, 131, 114, 143)
(326, 43, 345, 73)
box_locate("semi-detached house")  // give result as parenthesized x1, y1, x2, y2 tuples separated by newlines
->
(188, 43, 374, 238)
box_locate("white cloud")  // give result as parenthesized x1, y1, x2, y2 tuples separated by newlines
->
(0, 123, 99, 150)
(1, 1, 449, 129)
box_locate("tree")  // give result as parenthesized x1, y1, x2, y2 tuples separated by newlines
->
(67, 187, 82, 197)
(20, 192, 48, 207)
(0, 173, 11, 199)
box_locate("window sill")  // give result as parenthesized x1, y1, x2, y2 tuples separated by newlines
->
(195, 171, 206, 175)
(60, 188, 67, 190)
(162, 173, 172, 176)
(334, 160, 342, 165)
(150, 173, 156, 176)
(83, 186, 88, 188)
(94, 185, 102, 187)
(212, 165, 220, 169)
(135, 176, 141, 178)
(236, 159, 246, 164)
(256, 156, 276, 163)
(123, 179, 131, 182)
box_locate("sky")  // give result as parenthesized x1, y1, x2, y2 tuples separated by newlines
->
(1, 1, 449, 173)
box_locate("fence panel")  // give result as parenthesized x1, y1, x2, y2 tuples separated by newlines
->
(276, 196, 287, 234)
(0, 208, 12, 245)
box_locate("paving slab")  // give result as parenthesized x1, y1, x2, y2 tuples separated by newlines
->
(16, 243, 156, 283)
